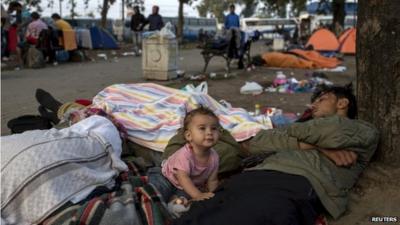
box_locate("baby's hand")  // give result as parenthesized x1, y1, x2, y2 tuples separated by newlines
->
(192, 192, 215, 201)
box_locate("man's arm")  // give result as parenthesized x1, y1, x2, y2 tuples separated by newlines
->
(298, 142, 358, 166)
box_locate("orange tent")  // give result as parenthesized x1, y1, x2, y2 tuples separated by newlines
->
(338, 28, 356, 54)
(306, 28, 340, 51)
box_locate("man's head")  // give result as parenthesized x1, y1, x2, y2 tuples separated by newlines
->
(134, 6, 140, 14)
(30, 12, 40, 20)
(152, 5, 159, 15)
(311, 84, 357, 119)
(8, 1, 22, 12)
(51, 13, 61, 21)
(229, 4, 235, 13)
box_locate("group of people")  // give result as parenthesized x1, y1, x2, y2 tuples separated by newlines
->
(1, 1, 73, 69)
(129, 5, 164, 54)
(2, 82, 379, 225)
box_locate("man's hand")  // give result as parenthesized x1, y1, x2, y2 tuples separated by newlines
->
(319, 149, 357, 167)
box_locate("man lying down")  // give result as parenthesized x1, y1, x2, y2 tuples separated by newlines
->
(173, 84, 379, 225)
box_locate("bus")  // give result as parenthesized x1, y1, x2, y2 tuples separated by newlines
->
(241, 18, 297, 39)
(123, 16, 217, 41)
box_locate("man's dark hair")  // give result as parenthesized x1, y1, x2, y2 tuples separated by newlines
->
(183, 106, 219, 132)
(312, 83, 358, 119)
(230, 4, 235, 9)
(8, 1, 22, 10)
(31, 12, 40, 20)
(51, 13, 61, 20)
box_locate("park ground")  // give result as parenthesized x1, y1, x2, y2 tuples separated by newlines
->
(1, 42, 399, 224)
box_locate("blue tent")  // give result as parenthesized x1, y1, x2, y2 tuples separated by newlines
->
(90, 27, 119, 49)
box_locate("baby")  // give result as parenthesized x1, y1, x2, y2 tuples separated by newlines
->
(162, 106, 220, 204)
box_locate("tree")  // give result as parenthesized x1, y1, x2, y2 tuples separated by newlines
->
(331, 0, 345, 30)
(100, 0, 116, 28)
(68, 0, 78, 19)
(177, 0, 189, 44)
(356, 0, 400, 165)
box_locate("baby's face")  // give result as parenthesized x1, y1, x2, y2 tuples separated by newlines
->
(185, 115, 220, 150)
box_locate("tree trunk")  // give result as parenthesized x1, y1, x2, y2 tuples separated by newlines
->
(122, 0, 125, 21)
(332, 0, 345, 27)
(101, 0, 109, 28)
(177, 0, 185, 44)
(356, 0, 400, 165)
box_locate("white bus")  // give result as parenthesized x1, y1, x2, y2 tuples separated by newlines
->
(241, 18, 297, 39)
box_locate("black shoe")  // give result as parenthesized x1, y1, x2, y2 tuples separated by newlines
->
(7, 115, 52, 134)
(35, 88, 63, 113)
(38, 106, 60, 124)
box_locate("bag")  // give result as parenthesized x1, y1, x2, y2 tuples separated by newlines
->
(26, 46, 45, 68)
(1, 120, 126, 225)
(55, 50, 69, 62)
(181, 81, 208, 94)
(40, 159, 172, 225)
(70, 50, 85, 62)
(7, 115, 52, 134)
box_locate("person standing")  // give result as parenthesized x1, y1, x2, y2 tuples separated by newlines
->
(224, 4, 241, 57)
(50, 13, 73, 31)
(146, 5, 164, 31)
(130, 6, 146, 54)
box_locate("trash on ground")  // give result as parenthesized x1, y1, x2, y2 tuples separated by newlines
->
(97, 53, 108, 60)
(265, 71, 333, 94)
(122, 52, 136, 56)
(189, 74, 207, 81)
(176, 70, 185, 77)
(319, 66, 347, 72)
(240, 82, 263, 95)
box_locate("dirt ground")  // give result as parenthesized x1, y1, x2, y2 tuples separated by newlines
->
(1, 42, 399, 224)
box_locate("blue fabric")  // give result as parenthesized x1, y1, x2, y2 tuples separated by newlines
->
(90, 27, 119, 49)
(224, 13, 240, 29)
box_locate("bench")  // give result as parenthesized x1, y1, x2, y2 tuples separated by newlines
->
(199, 32, 253, 73)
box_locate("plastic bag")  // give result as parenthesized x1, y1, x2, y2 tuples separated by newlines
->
(160, 22, 176, 39)
(182, 81, 208, 94)
(240, 82, 263, 95)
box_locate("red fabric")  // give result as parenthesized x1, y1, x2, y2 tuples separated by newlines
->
(7, 26, 18, 52)
(26, 36, 37, 45)
(75, 99, 92, 106)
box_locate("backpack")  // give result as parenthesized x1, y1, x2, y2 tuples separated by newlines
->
(26, 46, 45, 68)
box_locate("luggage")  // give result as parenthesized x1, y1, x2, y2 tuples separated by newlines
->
(55, 50, 70, 62)
(26, 46, 45, 68)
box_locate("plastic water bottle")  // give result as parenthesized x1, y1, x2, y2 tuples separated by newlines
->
(255, 104, 261, 116)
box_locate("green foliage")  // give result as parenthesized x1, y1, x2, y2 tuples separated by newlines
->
(196, 0, 307, 19)
(197, 0, 238, 22)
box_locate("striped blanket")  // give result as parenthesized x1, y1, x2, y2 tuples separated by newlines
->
(91, 83, 272, 152)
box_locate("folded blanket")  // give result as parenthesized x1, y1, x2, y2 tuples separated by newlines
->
(91, 83, 272, 152)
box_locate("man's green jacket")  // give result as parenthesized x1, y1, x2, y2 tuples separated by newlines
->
(247, 115, 379, 219)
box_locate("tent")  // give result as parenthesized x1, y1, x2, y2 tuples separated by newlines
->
(306, 28, 340, 52)
(338, 28, 356, 54)
(90, 27, 119, 49)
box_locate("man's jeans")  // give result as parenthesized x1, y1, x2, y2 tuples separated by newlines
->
(132, 31, 142, 53)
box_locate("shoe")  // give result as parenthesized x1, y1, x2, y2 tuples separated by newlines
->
(35, 89, 63, 113)
(38, 106, 60, 124)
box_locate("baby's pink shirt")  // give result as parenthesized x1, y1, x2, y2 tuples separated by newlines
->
(162, 144, 219, 190)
